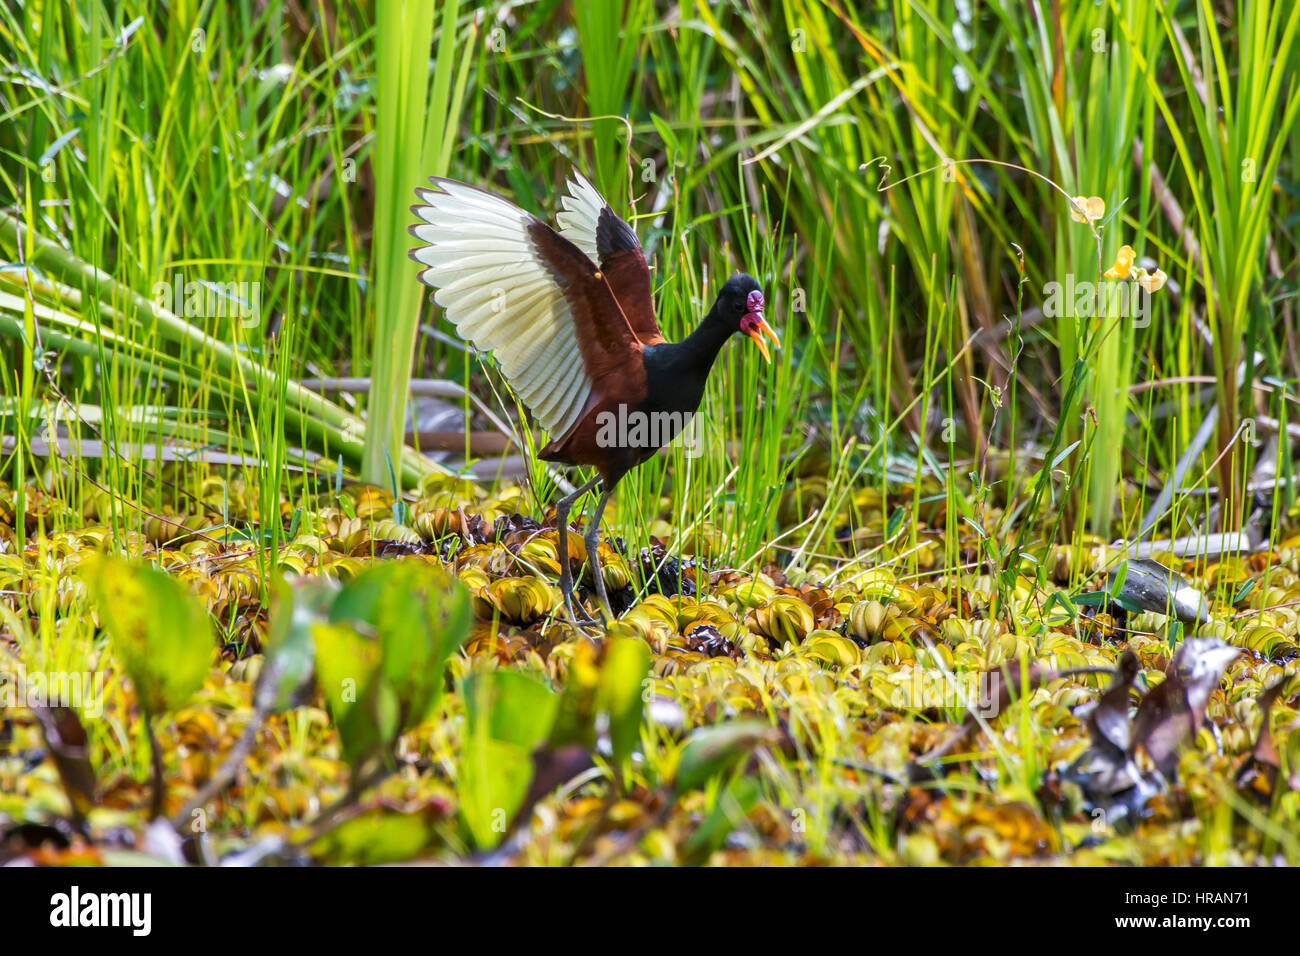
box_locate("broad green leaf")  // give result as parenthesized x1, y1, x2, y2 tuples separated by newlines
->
(458, 670, 559, 849)
(1050, 439, 1082, 470)
(313, 810, 432, 865)
(885, 506, 906, 540)
(682, 775, 760, 864)
(596, 637, 651, 768)
(89, 557, 212, 716)
(329, 561, 471, 730)
(464, 670, 559, 752)
(1113, 594, 1143, 614)
(546, 638, 602, 751)
(314, 562, 471, 779)
(459, 737, 532, 850)
(675, 721, 780, 793)
(1071, 590, 1109, 608)
(1233, 576, 1258, 605)
(312, 622, 385, 772)
(1109, 560, 1129, 595)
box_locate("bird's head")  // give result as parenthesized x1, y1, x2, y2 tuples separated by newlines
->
(711, 273, 780, 363)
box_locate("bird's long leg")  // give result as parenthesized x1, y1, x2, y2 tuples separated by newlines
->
(555, 475, 601, 625)
(584, 488, 615, 622)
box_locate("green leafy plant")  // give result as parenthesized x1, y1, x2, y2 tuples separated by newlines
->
(314, 561, 471, 791)
(88, 556, 214, 817)
(460, 669, 560, 849)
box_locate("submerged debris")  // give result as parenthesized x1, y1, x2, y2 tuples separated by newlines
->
(1104, 556, 1210, 625)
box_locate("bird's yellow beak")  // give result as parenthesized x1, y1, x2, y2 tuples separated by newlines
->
(746, 316, 780, 364)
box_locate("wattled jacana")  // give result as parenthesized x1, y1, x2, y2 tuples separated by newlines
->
(408, 172, 779, 623)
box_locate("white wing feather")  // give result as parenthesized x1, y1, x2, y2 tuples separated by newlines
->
(555, 171, 607, 261)
(410, 179, 593, 439)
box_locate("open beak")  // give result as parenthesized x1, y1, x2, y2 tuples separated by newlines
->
(745, 315, 780, 364)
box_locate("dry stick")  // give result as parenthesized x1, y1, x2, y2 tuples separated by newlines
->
(287, 766, 395, 850)
(143, 715, 166, 821)
(829, 758, 907, 786)
(0, 214, 441, 490)
(1135, 405, 1218, 542)
(6, 264, 239, 536)
(0, 643, 92, 837)
(1231, 596, 1300, 622)
(1175, 474, 1300, 499)
(68, 469, 236, 550)
(1, 434, 325, 471)
(171, 710, 267, 834)
(1250, 414, 1300, 442)
(1134, 355, 1261, 546)
(1128, 377, 1300, 438)
(1123, 416, 1258, 561)
(300, 376, 576, 496)
(166, 547, 260, 573)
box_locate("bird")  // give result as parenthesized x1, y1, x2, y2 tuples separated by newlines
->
(408, 171, 779, 624)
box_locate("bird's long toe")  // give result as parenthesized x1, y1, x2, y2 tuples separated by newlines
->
(567, 605, 604, 629)
(558, 580, 602, 628)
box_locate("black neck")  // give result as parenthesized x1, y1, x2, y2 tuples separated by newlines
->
(669, 312, 732, 379)
(640, 311, 732, 414)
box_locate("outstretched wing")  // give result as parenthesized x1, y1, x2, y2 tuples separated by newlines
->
(409, 177, 644, 439)
(556, 172, 664, 346)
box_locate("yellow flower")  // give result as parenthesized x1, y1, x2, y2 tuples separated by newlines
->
(1136, 267, 1168, 293)
(1104, 244, 1136, 279)
(1069, 195, 1105, 223)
